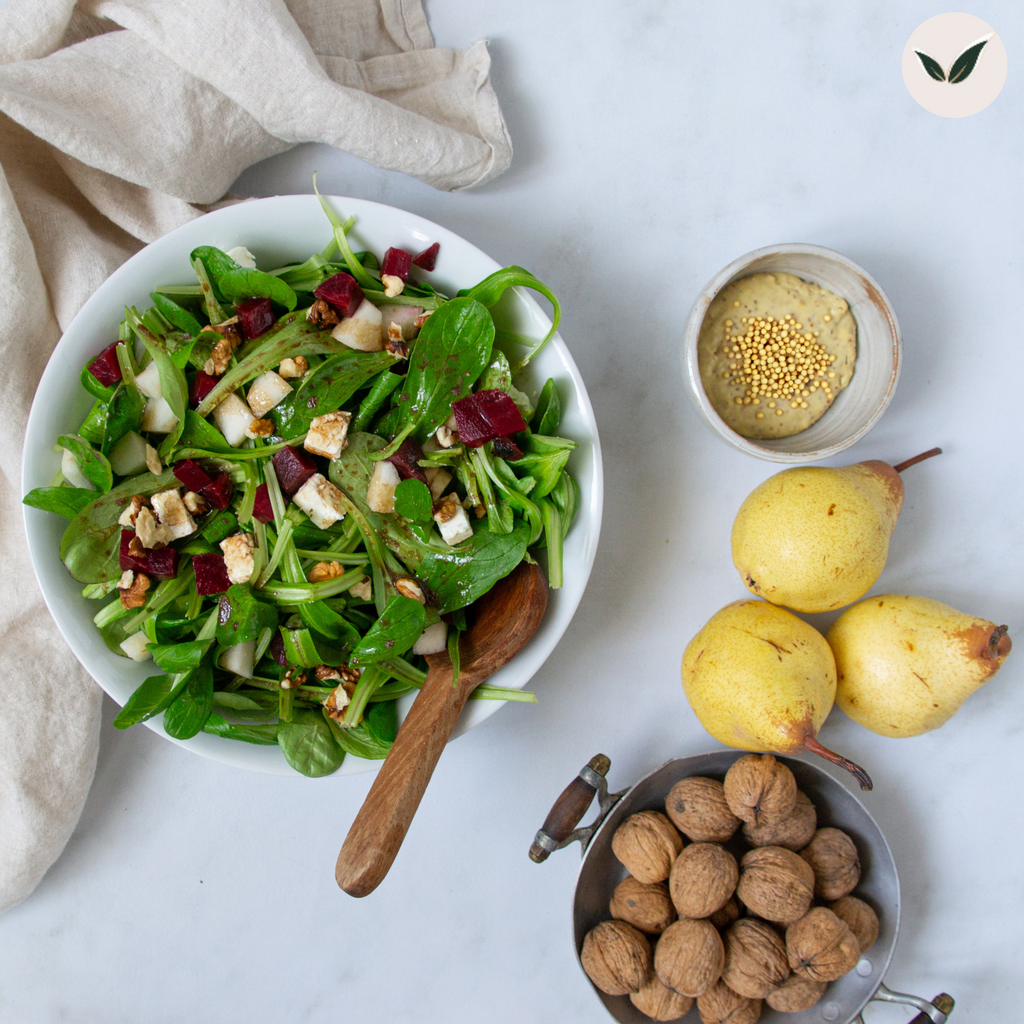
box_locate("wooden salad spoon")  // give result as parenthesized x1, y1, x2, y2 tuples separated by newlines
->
(336, 560, 549, 896)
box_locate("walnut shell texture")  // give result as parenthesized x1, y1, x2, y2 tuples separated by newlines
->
(828, 896, 879, 954)
(630, 975, 694, 1021)
(581, 920, 653, 995)
(721, 918, 790, 999)
(765, 974, 827, 1012)
(709, 895, 742, 931)
(737, 846, 815, 924)
(697, 980, 763, 1024)
(612, 811, 685, 884)
(655, 918, 725, 998)
(611, 877, 677, 935)
(724, 754, 797, 827)
(786, 907, 861, 982)
(665, 777, 742, 843)
(800, 828, 861, 900)
(742, 790, 817, 851)
(669, 843, 739, 919)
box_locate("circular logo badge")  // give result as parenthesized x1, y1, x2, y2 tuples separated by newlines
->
(902, 13, 1006, 117)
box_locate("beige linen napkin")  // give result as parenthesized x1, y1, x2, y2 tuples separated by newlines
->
(0, 0, 511, 913)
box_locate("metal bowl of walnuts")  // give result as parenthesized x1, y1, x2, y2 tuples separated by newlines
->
(530, 750, 952, 1024)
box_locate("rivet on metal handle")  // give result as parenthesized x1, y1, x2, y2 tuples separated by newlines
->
(854, 986, 954, 1024)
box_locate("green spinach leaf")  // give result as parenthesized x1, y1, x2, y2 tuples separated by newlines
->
(215, 584, 278, 646)
(352, 595, 425, 664)
(510, 433, 576, 498)
(78, 400, 108, 445)
(531, 378, 561, 434)
(57, 434, 113, 493)
(277, 708, 345, 776)
(101, 383, 146, 456)
(150, 291, 202, 336)
(163, 664, 214, 740)
(204, 714, 279, 745)
(324, 699, 397, 760)
(148, 639, 212, 674)
(190, 246, 297, 311)
(112, 671, 185, 729)
(351, 370, 402, 432)
(393, 479, 433, 522)
(23, 486, 96, 519)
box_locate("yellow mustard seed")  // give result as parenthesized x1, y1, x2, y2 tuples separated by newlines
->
(823, 314, 831, 322)
(756, 412, 764, 419)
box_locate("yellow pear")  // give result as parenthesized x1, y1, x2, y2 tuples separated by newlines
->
(731, 449, 940, 614)
(682, 600, 872, 789)
(829, 595, 1012, 737)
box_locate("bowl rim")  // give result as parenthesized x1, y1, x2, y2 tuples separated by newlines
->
(682, 242, 902, 464)
(21, 193, 604, 776)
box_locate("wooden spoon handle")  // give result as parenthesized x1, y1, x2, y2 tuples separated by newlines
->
(336, 656, 471, 897)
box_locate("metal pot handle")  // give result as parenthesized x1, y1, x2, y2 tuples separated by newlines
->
(851, 986, 954, 1024)
(529, 754, 627, 862)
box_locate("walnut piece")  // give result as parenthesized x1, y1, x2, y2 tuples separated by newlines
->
(668, 842, 738, 919)
(724, 754, 797, 827)
(203, 327, 242, 376)
(828, 896, 879, 954)
(766, 974, 827, 1012)
(629, 975, 693, 1022)
(308, 560, 344, 583)
(720, 917, 790, 999)
(306, 298, 340, 328)
(580, 920, 652, 996)
(654, 918, 724, 998)
(118, 570, 150, 609)
(743, 789, 817, 851)
(610, 877, 676, 935)
(278, 356, 309, 379)
(665, 776, 741, 843)
(800, 828, 861, 900)
(611, 811, 684, 885)
(696, 980, 761, 1024)
(736, 846, 815, 925)
(786, 907, 860, 982)
(245, 417, 274, 439)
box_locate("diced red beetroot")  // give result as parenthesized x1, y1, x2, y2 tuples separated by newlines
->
(270, 631, 288, 666)
(146, 547, 179, 580)
(386, 437, 428, 484)
(174, 458, 214, 492)
(412, 243, 439, 271)
(193, 553, 231, 596)
(88, 341, 123, 388)
(200, 472, 233, 510)
(491, 436, 524, 461)
(119, 529, 150, 573)
(314, 272, 364, 318)
(252, 483, 275, 524)
(381, 247, 412, 282)
(452, 390, 528, 448)
(236, 297, 275, 339)
(190, 371, 218, 407)
(272, 445, 318, 496)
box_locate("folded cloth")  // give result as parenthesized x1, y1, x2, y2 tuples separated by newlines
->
(0, 0, 511, 913)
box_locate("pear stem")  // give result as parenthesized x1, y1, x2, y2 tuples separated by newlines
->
(892, 448, 942, 473)
(802, 736, 873, 791)
(987, 624, 1009, 660)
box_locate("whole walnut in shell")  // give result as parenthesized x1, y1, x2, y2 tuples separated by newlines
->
(669, 843, 739, 919)
(721, 918, 790, 998)
(743, 790, 817, 851)
(800, 828, 861, 900)
(724, 754, 797, 827)
(766, 974, 827, 1012)
(655, 918, 725, 997)
(829, 896, 879, 953)
(612, 811, 684, 884)
(709, 895, 742, 931)
(786, 907, 861, 982)
(737, 846, 815, 924)
(610, 877, 676, 935)
(581, 920, 653, 995)
(665, 777, 741, 843)
(630, 975, 694, 1021)
(696, 980, 762, 1024)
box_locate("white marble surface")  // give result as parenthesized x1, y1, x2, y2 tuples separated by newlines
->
(4, 2, 1023, 1021)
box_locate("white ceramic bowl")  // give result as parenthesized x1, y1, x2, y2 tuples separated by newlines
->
(682, 244, 901, 463)
(21, 195, 603, 776)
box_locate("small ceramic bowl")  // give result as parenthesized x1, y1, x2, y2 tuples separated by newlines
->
(682, 244, 901, 463)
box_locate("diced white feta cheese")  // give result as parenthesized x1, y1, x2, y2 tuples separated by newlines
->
(211, 392, 256, 447)
(304, 410, 352, 460)
(293, 473, 346, 530)
(219, 533, 255, 584)
(61, 448, 95, 490)
(432, 494, 474, 546)
(365, 460, 401, 513)
(140, 396, 179, 434)
(218, 639, 255, 678)
(119, 631, 152, 662)
(226, 246, 257, 268)
(134, 507, 173, 548)
(134, 361, 163, 400)
(331, 298, 384, 352)
(151, 488, 196, 540)
(246, 370, 293, 418)
(108, 431, 149, 477)
(412, 621, 449, 656)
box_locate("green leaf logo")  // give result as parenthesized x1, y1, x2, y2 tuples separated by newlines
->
(915, 34, 992, 85)
(914, 50, 946, 81)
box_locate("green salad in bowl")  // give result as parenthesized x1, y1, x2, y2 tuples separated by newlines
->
(21, 191, 602, 777)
